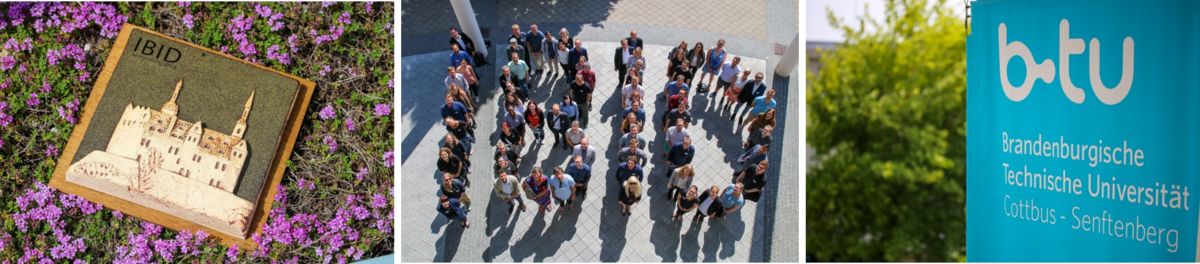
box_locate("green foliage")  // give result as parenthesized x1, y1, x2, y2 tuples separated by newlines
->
(806, 0, 967, 261)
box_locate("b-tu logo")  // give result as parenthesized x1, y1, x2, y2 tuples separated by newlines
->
(999, 19, 1134, 105)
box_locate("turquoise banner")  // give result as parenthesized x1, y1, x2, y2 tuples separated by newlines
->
(967, 0, 1200, 261)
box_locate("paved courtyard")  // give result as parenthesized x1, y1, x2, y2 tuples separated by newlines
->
(399, 0, 800, 262)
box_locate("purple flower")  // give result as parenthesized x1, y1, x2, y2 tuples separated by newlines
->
(1, 78, 9, 90)
(46, 145, 58, 156)
(372, 193, 387, 209)
(0, 113, 8, 128)
(324, 135, 338, 151)
(323, 1, 336, 7)
(0, 56, 14, 71)
(227, 244, 238, 261)
(319, 105, 336, 120)
(287, 34, 298, 52)
(374, 103, 390, 116)
(388, 79, 394, 89)
(182, 13, 193, 29)
(364, 2, 374, 12)
(42, 80, 52, 93)
(178, 1, 190, 7)
(383, 151, 394, 167)
(74, 61, 85, 70)
(345, 118, 355, 131)
(113, 210, 123, 220)
(266, 45, 290, 65)
(339, 12, 351, 25)
(28, 92, 41, 106)
(355, 167, 367, 181)
(78, 71, 89, 82)
(351, 205, 369, 220)
(19, 63, 26, 73)
(319, 65, 331, 76)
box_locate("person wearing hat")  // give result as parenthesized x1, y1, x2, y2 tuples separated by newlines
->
(508, 24, 531, 69)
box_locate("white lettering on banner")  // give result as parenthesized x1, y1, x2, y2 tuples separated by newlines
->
(998, 19, 1135, 104)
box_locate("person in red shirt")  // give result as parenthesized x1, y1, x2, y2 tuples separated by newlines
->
(524, 100, 545, 144)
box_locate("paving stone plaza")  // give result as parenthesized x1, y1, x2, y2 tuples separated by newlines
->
(400, 0, 800, 262)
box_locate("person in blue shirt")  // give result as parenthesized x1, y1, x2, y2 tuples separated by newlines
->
(449, 43, 473, 67)
(614, 156, 644, 183)
(665, 137, 695, 176)
(567, 39, 589, 83)
(526, 24, 546, 75)
(560, 95, 579, 123)
(566, 155, 592, 196)
(718, 183, 745, 218)
(440, 94, 473, 124)
(622, 101, 647, 126)
(437, 196, 469, 227)
(547, 167, 577, 212)
(741, 89, 777, 126)
(663, 74, 689, 101)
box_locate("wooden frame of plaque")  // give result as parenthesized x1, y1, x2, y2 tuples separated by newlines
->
(49, 24, 314, 248)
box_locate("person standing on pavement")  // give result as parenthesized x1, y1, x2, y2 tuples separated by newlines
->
(441, 94, 473, 125)
(717, 183, 745, 218)
(738, 144, 770, 171)
(622, 101, 647, 131)
(546, 104, 569, 150)
(494, 171, 526, 214)
(625, 30, 644, 49)
(665, 136, 695, 173)
(617, 177, 643, 216)
(547, 167, 577, 212)
(674, 186, 699, 221)
(567, 39, 589, 84)
(503, 104, 526, 141)
(447, 85, 474, 115)
(500, 122, 524, 150)
(438, 196, 469, 228)
(443, 134, 470, 169)
(722, 70, 752, 113)
(743, 108, 777, 136)
(668, 41, 688, 75)
(441, 173, 471, 211)
(444, 117, 474, 153)
(556, 41, 571, 82)
(456, 59, 480, 100)
(572, 138, 599, 166)
(663, 101, 693, 133)
(614, 156, 645, 183)
(449, 43, 474, 68)
(619, 125, 648, 151)
(495, 143, 520, 165)
(663, 120, 690, 153)
(560, 95, 579, 123)
(614, 39, 632, 85)
(525, 24, 546, 75)
(621, 77, 645, 109)
(495, 156, 518, 179)
(741, 88, 777, 128)
(700, 39, 727, 93)
(617, 139, 649, 167)
(508, 24, 530, 70)
(736, 160, 769, 203)
(507, 51, 532, 97)
(664, 74, 689, 102)
(735, 72, 769, 124)
(687, 42, 706, 87)
(566, 155, 592, 196)
(565, 121, 585, 150)
(744, 125, 773, 151)
(523, 167, 553, 214)
(570, 73, 593, 126)
(438, 147, 466, 185)
(445, 67, 468, 93)
(712, 56, 742, 100)
(667, 164, 695, 201)
(524, 100, 545, 145)
(693, 186, 722, 223)
(579, 62, 597, 104)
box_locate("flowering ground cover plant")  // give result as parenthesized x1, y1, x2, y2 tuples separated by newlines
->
(0, 2, 394, 263)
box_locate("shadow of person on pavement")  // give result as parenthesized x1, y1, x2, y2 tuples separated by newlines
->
(598, 175, 630, 261)
(433, 214, 465, 262)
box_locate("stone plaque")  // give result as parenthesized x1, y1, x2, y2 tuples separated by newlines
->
(49, 24, 315, 248)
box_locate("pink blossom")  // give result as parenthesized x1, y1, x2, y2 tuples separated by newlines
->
(319, 105, 336, 120)
(345, 118, 355, 131)
(373, 103, 390, 116)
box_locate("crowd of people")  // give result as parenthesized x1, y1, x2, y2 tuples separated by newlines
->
(435, 25, 778, 230)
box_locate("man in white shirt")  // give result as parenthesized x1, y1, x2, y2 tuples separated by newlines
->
(710, 56, 742, 98)
(663, 118, 689, 154)
(445, 67, 468, 92)
(614, 39, 632, 85)
(621, 77, 644, 109)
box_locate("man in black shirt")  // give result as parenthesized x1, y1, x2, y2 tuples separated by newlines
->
(570, 73, 593, 127)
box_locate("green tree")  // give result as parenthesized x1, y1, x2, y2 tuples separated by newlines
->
(806, 0, 966, 261)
